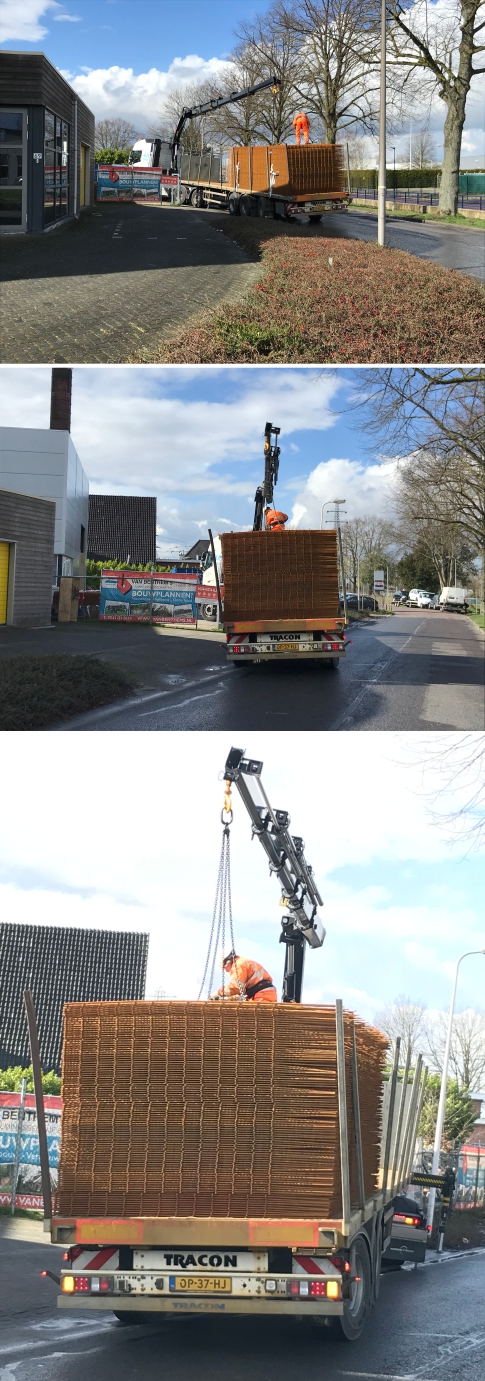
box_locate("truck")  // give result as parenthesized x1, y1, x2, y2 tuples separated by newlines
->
(133, 77, 349, 221)
(197, 423, 348, 666)
(41, 748, 427, 1342)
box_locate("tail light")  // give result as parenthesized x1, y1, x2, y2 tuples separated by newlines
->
(286, 1278, 341, 1299)
(310, 1280, 326, 1297)
(394, 1213, 422, 1227)
(91, 1276, 113, 1293)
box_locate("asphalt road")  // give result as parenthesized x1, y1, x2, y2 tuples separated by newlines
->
(1, 1231, 484, 1381)
(0, 203, 261, 363)
(318, 210, 485, 281)
(41, 610, 484, 733)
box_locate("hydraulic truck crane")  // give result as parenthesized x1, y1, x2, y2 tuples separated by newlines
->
(170, 77, 280, 173)
(223, 747, 324, 1003)
(253, 422, 282, 531)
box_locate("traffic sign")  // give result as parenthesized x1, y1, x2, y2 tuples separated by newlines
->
(160, 175, 179, 186)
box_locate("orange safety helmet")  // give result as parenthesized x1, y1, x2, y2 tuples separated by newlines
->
(265, 508, 288, 531)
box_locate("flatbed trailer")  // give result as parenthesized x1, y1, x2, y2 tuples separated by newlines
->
(49, 1006, 427, 1341)
(225, 618, 347, 665)
(179, 142, 349, 220)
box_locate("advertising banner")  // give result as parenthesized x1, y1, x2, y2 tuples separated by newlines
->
(195, 584, 225, 603)
(96, 165, 164, 202)
(99, 570, 199, 624)
(374, 569, 385, 591)
(0, 1093, 62, 1169)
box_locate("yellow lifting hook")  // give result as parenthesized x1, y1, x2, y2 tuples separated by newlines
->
(221, 779, 233, 825)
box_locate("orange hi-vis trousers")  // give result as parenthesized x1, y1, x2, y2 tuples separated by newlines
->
(293, 116, 310, 145)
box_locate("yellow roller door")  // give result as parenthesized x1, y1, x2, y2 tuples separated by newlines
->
(0, 542, 9, 624)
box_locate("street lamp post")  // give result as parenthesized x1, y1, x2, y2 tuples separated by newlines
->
(377, 0, 387, 246)
(321, 499, 347, 621)
(426, 948, 485, 1233)
(320, 499, 346, 530)
(391, 146, 396, 210)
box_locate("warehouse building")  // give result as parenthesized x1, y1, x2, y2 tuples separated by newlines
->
(0, 923, 149, 1074)
(0, 53, 95, 234)
(88, 495, 157, 565)
(0, 370, 88, 591)
(0, 488, 55, 627)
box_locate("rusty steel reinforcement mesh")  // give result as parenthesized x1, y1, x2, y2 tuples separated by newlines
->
(286, 144, 345, 195)
(221, 531, 339, 624)
(56, 1002, 387, 1221)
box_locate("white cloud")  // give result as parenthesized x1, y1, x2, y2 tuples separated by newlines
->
(54, 13, 81, 20)
(0, 0, 58, 42)
(61, 56, 236, 133)
(288, 455, 399, 526)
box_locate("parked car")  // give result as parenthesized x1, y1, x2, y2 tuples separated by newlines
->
(416, 591, 439, 609)
(340, 594, 379, 612)
(406, 588, 432, 607)
(393, 590, 409, 606)
(381, 1193, 427, 1271)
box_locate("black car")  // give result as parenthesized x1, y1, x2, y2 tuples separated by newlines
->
(341, 595, 379, 612)
(381, 1194, 427, 1270)
(393, 590, 409, 605)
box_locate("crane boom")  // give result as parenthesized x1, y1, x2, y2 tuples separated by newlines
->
(171, 76, 280, 170)
(253, 422, 281, 531)
(224, 747, 325, 1002)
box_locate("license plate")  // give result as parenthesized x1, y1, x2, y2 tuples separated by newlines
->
(271, 643, 299, 652)
(170, 1276, 232, 1293)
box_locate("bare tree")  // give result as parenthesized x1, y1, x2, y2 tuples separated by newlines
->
(385, 1, 485, 214)
(374, 994, 428, 1065)
(153, 80, 217, 153)
(411, 125, 436, 168)
(426, 1009, 485, 1089)
(273, 0, 384, 142)
(233, 12, 301, 142)
(339, 515, 397, 591)
(95, 118, 137, 150)
(397, 733, 485, 853)
(353, 369, 485, 609)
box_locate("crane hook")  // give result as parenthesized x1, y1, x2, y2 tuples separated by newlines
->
(221, 779, 233, 825)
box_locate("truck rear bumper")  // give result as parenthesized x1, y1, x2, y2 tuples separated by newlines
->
(58, 1295, 343, 1316)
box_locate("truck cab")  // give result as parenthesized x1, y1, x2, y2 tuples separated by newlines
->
(130, 138, 172, 170)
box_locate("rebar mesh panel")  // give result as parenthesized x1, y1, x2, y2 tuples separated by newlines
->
(286, 144, 345, 195)
(57, 1001, 387, 1221)
(221, 530, 339, 623)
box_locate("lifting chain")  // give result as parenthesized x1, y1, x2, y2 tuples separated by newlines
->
(198, 781, 244, 1001)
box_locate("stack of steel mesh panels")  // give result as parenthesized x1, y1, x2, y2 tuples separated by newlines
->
(286, 144, 345, 195)
(221, 530, 339, 624)
(57, 1002, 387, 1221)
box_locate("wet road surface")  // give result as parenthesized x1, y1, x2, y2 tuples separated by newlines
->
(32, 610, 484, 733)
(320, 210, 485, 281)
(1, 1228, 484, 1381)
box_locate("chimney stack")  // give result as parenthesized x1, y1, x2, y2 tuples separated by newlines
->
(50, 368, 72, 431)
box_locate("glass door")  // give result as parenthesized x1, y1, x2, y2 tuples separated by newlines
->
(0, 110, 26, 230)
(44, 111, 69, 225)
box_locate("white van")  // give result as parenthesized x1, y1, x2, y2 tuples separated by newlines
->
(439, 587, 469, 612)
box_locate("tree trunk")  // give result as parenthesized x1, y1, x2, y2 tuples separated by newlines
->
(439, 91, 467, 214)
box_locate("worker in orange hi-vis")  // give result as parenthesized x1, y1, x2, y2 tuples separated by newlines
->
(215, 950, 277, 1003)
(292, 112, 310, 145)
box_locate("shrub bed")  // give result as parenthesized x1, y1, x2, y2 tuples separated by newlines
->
(0, 655, 136, 730)
(142, 219, 484, 365)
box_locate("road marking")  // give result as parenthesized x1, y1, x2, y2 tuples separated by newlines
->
(328, 621, 424, 730)
(53, 668, 233, 728)
(420, 684, 484, 730)
(430, 640, 473, 657)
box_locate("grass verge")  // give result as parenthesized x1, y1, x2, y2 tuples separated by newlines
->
(0, 655, 137, 730)
(134, 218, 484, 364)
(350, 206, 484, 228)
(0, 1206, 44, 1219)
(467, 610, 485, 630)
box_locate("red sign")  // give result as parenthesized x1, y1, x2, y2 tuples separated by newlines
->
(0, 1192, 44, 1209)
(195, 585, 224, 600)
(160, 175, 178, 186)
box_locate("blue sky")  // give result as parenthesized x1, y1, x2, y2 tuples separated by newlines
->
(1, 732, 483, 1026)
(1, 366, 401, 556)
(1, 0, 483, 164)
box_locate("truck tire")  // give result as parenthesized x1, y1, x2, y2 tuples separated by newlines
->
(179, 184, 189, 204)
(229, 194, 240, 216)
(329, 1236, 371, 1342)
(240, 195, 253, 216)
(202, 604, 217, 621)
(257, 196, 267, 218)
(190, 187, 204, 208)
(330, 657, 340, 669)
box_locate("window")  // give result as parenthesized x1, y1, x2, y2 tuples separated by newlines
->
(80, 524, 85, 554)
(44, 110, 69, 224)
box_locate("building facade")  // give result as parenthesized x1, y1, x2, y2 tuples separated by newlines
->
(0, 488, 55, 626)
(0, 53, 94, 234)
(0, 426, 89, 588)
(0, 923, 149, 1074)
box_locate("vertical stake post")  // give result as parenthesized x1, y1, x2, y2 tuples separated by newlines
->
(23, 990, 52, 1230)
(336, 1000, 351, 1232)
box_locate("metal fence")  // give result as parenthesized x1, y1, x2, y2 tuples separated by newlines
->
(351, 187, 484, 210)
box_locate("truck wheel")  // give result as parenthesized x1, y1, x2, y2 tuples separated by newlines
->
(202, 604, 217, 621)
(240, 195, 253, 217)
(330, 657, 340, 669)
(329, 1236, 371, 1342)
(190, 187, 204, 208)
(229, 194, 240, 216)
(257, 196, 267, 218)
(179, 184, 189, 204)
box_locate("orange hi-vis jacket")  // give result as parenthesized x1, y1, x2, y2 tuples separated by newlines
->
(218, 956, 277, 1003)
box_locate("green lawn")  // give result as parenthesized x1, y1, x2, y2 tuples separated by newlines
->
(0, 655, 137, 730)
(467, 610, 485, 630)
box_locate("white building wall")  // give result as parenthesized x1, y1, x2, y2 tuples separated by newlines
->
(0, 427, 89, 575)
